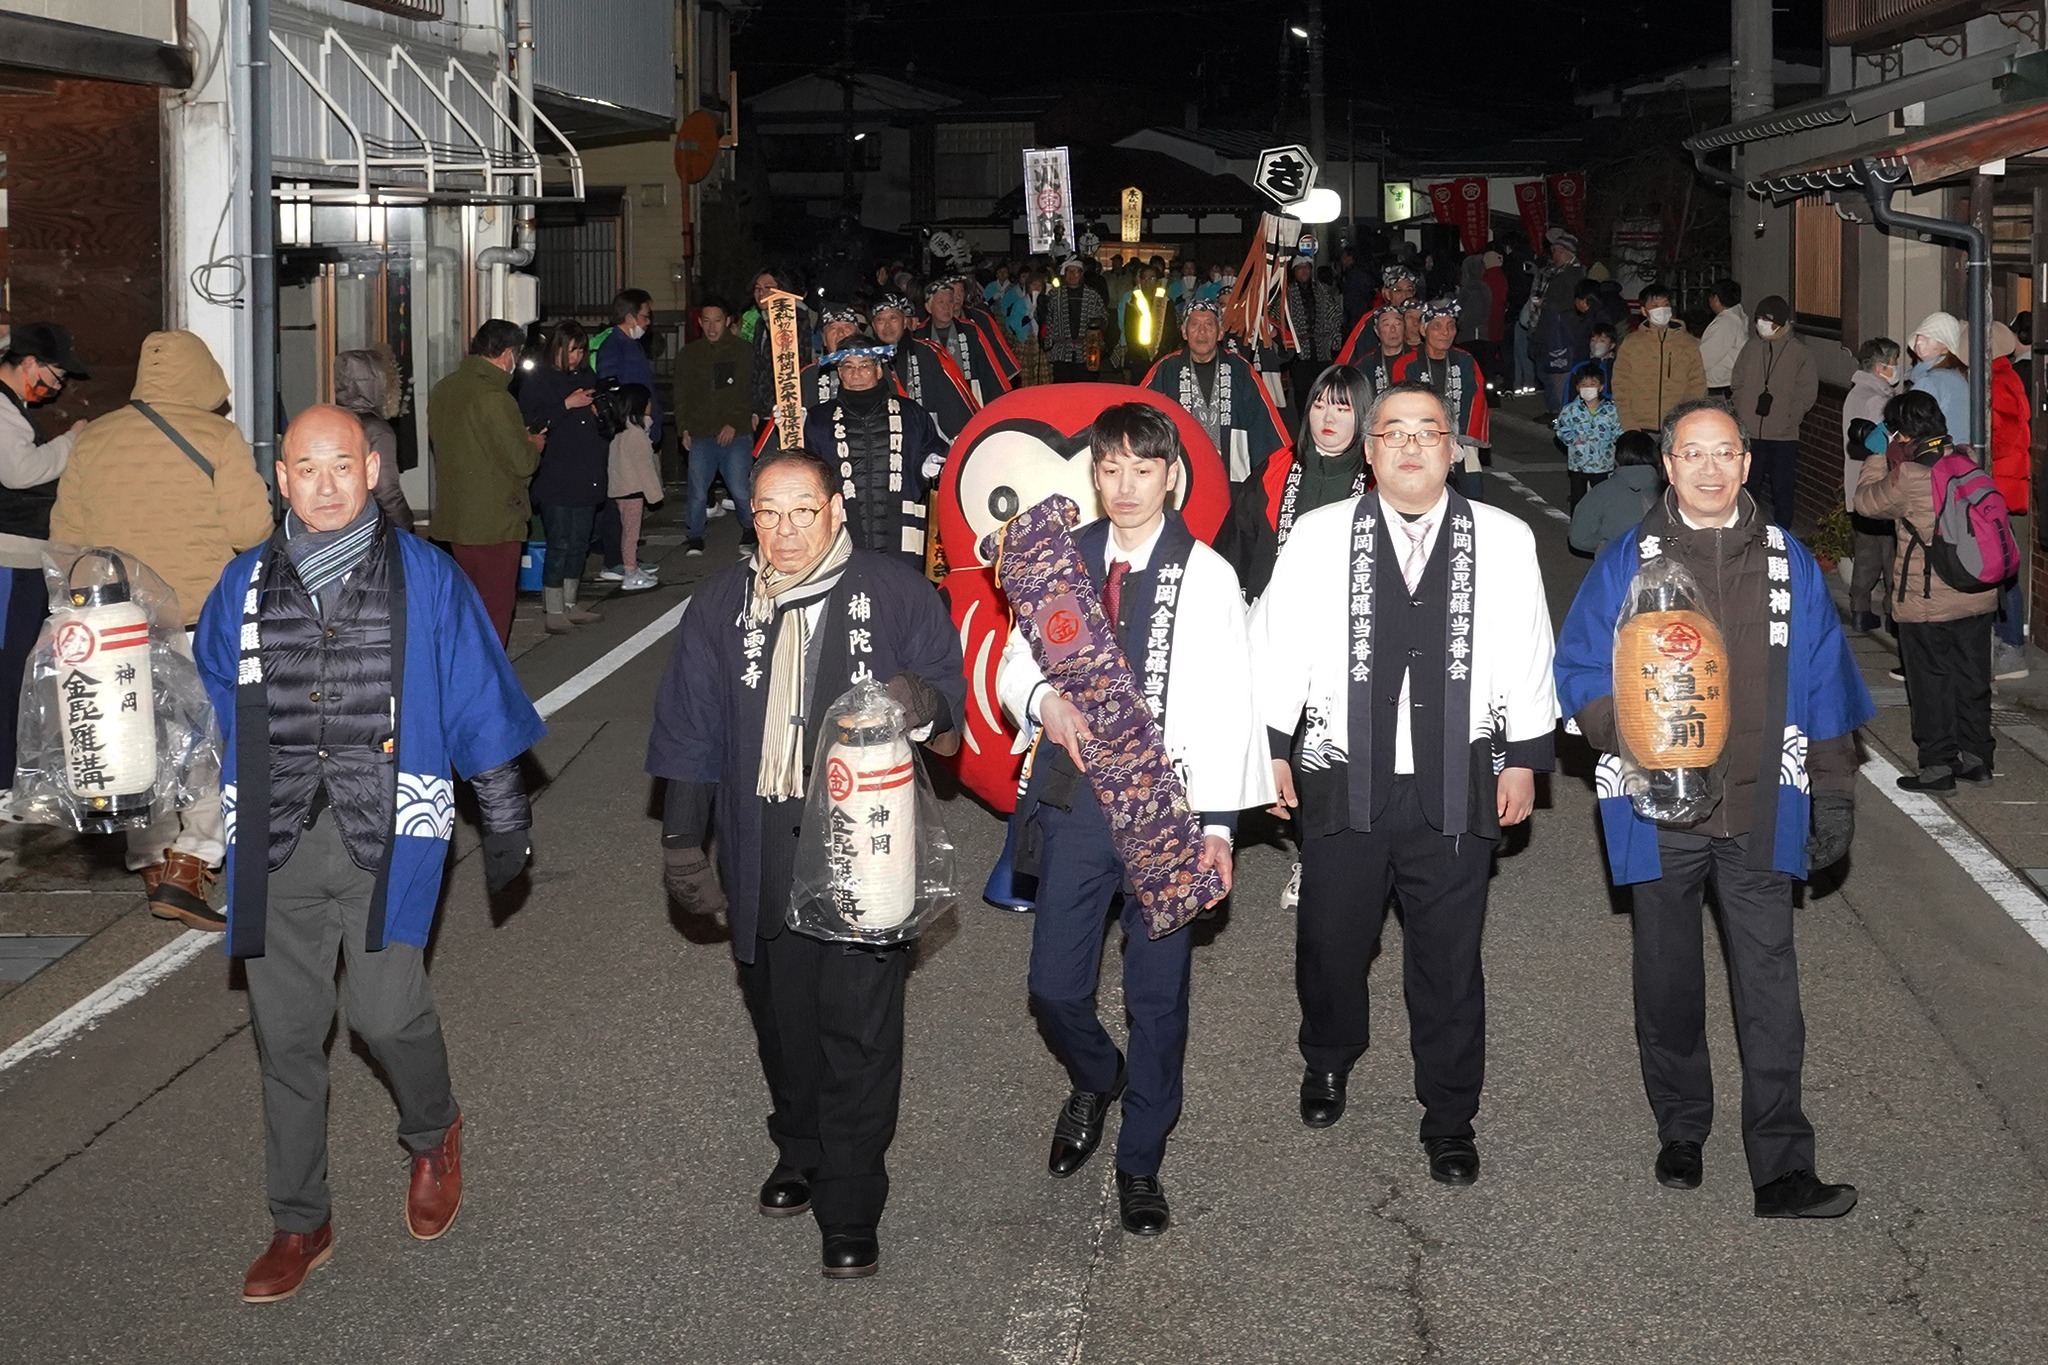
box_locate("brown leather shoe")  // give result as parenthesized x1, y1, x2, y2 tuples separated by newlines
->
(405, 1112, 463, 1240)
(146, 851, 225, 932)
(241, 1223, 334, 1303)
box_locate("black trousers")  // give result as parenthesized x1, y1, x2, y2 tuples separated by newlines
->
(1296, 779, 1496, 1140)
(1898, 613, 1995, 772)
(1746, 438, 1800, 529)
(737, 930, 909, 1234)
(1568, 469, 1609, 512)
(1631, 830, 1812, 1187)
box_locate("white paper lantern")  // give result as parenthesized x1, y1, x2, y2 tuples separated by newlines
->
(819, 713, 917, 931)
(52, 555, 157, 830)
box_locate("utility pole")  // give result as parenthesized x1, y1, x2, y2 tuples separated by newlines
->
(1307, 0, 1326, 170)
(841, 4, 857, 214)
(1731, 0, 1773, 124)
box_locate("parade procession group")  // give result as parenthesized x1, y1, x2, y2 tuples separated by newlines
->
(2, 232, 1898, 1304)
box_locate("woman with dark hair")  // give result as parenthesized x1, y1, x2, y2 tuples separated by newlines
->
(1855, 387, 1998, 792)
(517, 319, 608, 633)
(1215, 364, 1372, 601)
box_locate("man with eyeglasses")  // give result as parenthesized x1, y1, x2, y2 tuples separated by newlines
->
(1554, 397, 1874, 1219)
(648, 446, 965, 1279)
(1251, 380, 1558, 1187)
(799, 333, 946, 568)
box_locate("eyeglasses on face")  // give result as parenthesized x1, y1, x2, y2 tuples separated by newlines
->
(1371, 428, 1447, 450)
(753, 505, 824, 530)
(1668, 447, 1745, 465)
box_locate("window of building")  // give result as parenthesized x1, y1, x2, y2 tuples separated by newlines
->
(1792, 195, 1842, 335)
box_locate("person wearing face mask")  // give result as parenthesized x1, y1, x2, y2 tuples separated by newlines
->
(1217, 364, 1373, 601)
(1586, 325, 1618, 392)
(0, 323, 89, 537)
(1698, 279, 1749, 398)
(1730, 296, 1818, 529)
(1841, 337, 1904, 633)
(1553, 360, 1623, 511)
(1904, 311, 1972, 460)
(1612, 282, 1706, 435)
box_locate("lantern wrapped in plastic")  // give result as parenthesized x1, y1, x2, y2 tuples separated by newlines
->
(788, 679, 956, 946)
(14, 547, 222, 834)
(1611, 554, 1729, 824)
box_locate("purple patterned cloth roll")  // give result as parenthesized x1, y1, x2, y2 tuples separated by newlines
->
(982, 496, 1222, 938)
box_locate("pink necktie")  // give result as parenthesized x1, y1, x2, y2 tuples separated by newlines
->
(1400, 520, 1432, 594)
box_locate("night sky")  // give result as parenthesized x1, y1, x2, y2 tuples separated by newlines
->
(733, 0, 1826, 120)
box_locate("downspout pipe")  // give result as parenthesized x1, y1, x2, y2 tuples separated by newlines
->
(1857, 157, 1989, 458)
(250, 0, 277, 480)
(477, 0, 536, 288)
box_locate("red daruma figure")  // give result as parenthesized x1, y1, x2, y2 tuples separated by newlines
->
(934, 385, 1232, 813)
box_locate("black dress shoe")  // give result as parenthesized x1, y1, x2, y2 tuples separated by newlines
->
(1655, 1140, 1703, 1190)
(1754, 1169, 1858, 1219)
(821, 1231, 880, 1279)
(1423, 1136, 1480, 1186)
(1299, 1069, 1348, 1129)
(757, 1166, 811, 1217)
(1115, 1170, 1171, 1236)
(1047, 1062, 1126, 1178)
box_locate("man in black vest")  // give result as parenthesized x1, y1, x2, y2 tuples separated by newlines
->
(800, 336, 946, 569)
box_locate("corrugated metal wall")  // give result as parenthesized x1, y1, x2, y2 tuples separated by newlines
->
(532, 0, 674, 122)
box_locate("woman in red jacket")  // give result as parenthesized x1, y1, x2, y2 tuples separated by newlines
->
(1989, 319, 2032, 679)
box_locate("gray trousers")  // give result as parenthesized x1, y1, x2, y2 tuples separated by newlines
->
(1849, 513, 1894, 618)
(244, 812, 458, 1233)
(1631, 830, 1813, 1187)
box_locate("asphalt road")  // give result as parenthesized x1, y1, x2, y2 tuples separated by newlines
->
(5, 419, 2048, 1365)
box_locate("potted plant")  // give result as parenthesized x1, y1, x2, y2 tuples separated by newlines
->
(1806, 506, 1856, 577)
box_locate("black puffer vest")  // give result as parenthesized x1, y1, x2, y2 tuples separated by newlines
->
(260, 525, 397, 871)
(836, 393, 902, 557)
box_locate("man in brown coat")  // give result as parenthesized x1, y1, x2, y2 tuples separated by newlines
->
(1611, 282, 1707, 435)
(1731, 296, 1819, 530)
(52, 329, 275, 927)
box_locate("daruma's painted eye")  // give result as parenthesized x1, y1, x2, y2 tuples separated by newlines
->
(988, 485, 1019, 520)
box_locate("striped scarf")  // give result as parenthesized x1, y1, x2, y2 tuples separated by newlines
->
(283, 500, 380, 606)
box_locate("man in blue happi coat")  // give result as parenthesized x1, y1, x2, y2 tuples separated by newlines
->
(195, 406, 545, 1303)
(1555, 398, 1873, 1220)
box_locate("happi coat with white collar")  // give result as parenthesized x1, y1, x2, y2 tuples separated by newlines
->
(1250, 491, 1558, 838)
(996, 510, 1273, 820)
(1140, 349, 1290, 484)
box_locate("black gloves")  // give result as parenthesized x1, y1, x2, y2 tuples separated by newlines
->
(886, 671, 946, 733)
(482, 828, 532, 893)
(664, 846, 728, 924)
(1806, 791, 1855, 870)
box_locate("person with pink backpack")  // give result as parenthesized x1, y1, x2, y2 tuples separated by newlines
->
(1855, 389, 2017, 792)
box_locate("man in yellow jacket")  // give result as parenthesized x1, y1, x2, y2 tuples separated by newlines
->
(1611, 283, 1707, 433)
(52, 329, 275, 928)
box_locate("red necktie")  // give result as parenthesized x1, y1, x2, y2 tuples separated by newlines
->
(1104, 558, 1130, 629)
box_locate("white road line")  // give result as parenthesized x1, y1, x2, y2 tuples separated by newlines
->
(0, 598, 694, 1076)
(1860, 752, 2048, 952)
(532, 598, 689, 719)
(0, 930, 215, 1071)
(1493, 469, 1573, 524)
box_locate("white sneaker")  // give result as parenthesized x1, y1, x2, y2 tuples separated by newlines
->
(1281, 861, 1302, 911)
(598, 567, 625, 582)
(720, 496, 736, 510)
(621, 568, 659, 591)
(706, 503, 727, 520)
(1993, 642, 2030, 681)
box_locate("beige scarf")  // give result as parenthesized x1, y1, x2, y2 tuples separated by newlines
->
(752, 527, 854, 800)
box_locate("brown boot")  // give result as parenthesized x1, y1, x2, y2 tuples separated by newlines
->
(147, 851, 225, 932)
(242, 1223, 334, 1303)
(405, 1112, 463, 1240)
(562, 580, 603, 624)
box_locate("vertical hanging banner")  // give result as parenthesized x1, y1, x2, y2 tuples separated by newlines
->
(1549, 171, 1588, 237)
(1120, 186, 1143, 244)
(1452, 177, 1490, 254)
(1023, 147, 1076, 256)
(1513, 180, 1549, 254)
(1426, 180, 1459, 229)
(765, 290, 805, 452)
